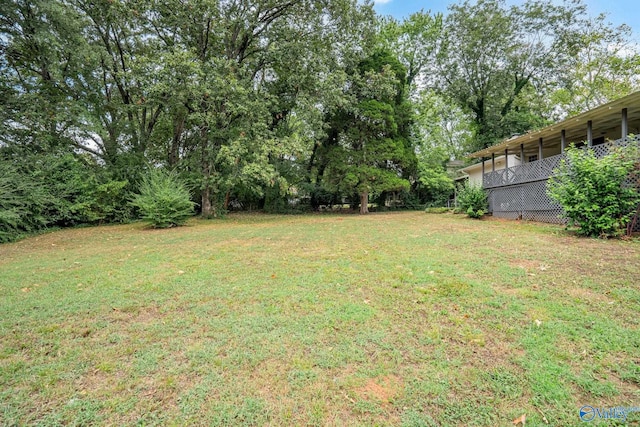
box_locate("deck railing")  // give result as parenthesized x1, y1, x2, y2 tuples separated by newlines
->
(482, 135, 639, 189)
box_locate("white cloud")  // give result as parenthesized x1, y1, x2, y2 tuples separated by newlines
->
(375, 0, 393, 4)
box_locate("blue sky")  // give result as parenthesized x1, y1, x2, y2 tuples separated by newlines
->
(371, 0, 640, 38)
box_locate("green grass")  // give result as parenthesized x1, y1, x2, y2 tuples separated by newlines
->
(1, 212, 639, 426)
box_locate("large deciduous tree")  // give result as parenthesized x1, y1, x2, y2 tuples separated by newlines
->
(378, 10, 443, 94)
(1, 0, 638, 236)
(0, 0, 94, 153)
(0, 0, 164, 177)
(413, 90, 473, 205)
(551, 14, 640, 117)
(435, 0, 584, 151)
(320, 51, 415, 214)
(1, 0, 377, 217)
(138, 0, 376, 216)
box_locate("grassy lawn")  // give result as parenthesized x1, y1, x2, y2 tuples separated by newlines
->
(1, 212, 639, 426)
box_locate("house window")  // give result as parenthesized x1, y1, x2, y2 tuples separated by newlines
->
(528, 155, 538, 162)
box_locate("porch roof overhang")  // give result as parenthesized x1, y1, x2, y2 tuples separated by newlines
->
(459, 155, 515, 173)
(468, 91, 640, 159)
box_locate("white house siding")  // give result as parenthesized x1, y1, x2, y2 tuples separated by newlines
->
(459, 155, 521, 187)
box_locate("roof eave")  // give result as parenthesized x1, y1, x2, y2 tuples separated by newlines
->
(467, 90, 640, 159)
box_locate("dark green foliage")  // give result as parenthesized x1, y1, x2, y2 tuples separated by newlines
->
(415, 166, 455, 207)
(2, 0, 636, 232)
(131, 169, 195, 228)
(457, 183, 488, 219)
(0, 164, 46, 242)
(29, 154, 133, 226)
(262, 187, 288, 214)
(86, 180, 133, 224)
(32, 154, 102, 227)
(547, 145, 639, 237)
(297, 183, 339, 211)
(394, 190, 425, 210)
(0, 151, 133, 242)
(437, 0, 586, 150)
(318, 50, 416, 214)
(359, 51, 407, 95)
(425, 207, 452, 214)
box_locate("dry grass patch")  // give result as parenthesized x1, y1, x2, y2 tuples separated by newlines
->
(1, 212, 639, 425)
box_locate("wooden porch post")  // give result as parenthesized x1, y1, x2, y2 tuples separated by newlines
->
(492, 153, 495, 172)
(622, 108, 628, 139)
(504, 149, 509, 182)
(538, 138, 543, 160)
(520, 144, 524, 163)
(481, 157, 485, 188)
(561, 129, 566, 154)
(587, 120, 593, 147)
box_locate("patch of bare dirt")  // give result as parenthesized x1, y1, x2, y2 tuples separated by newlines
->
(499, 285, 541, 297)
(107, 304, 166, 325)
(354, 375, 403, 404)
(565, 287, 612, 303)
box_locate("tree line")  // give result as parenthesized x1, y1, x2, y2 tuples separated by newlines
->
(1, 0, 638, 239)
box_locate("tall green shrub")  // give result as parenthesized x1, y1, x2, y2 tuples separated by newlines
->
(457, 183, 488, 219)
(547, 145, 639, 237)
(131, 169, 195, 228)
(0, 164, 47, 242)
(32, 154, 102, 226)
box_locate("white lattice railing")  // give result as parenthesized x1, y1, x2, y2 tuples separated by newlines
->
(483, 154, 565, 188)
(482, 135, 640, 189)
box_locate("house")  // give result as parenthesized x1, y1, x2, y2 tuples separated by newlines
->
(457, 155, 521, 186)
(466, 91, 640, 227)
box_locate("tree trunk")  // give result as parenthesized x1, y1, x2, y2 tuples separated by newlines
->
(224, 191, 230, 210)
(201, 185, 212, 217)
(169, 114, 185, 167)
(359, 191, 369, 214)
(200, 123, 212, 217)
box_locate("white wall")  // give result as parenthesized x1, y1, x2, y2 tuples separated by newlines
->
(461, 155, 521, 186)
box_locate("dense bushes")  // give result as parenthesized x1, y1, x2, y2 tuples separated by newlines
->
(415, 167, 455, 208)
(0, 163, 45, 243)
(130, 169, 195, 228)
(33, 154, 132, 226)
(0, 153, 133, 243)
(457, 183, 488, 219)
(0, 157, 195, 240)
(548, 145, 639, 237)
(424, 207, 452, 214)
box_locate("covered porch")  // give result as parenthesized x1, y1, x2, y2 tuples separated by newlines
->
(467, 91, 640, 224)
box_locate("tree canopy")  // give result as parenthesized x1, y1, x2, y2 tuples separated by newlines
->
(1, 0, 638, 238)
